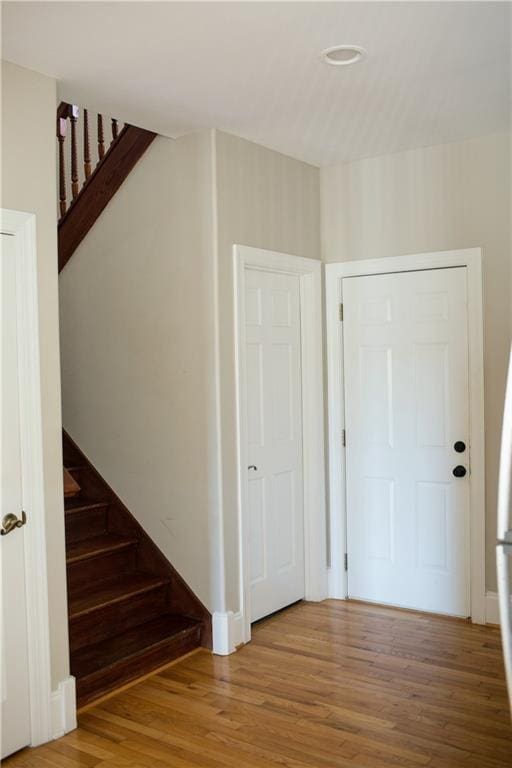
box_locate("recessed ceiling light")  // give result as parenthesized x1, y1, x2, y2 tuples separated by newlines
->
(321, 45, 367, 67)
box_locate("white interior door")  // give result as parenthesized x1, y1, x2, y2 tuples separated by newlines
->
(1, 233, 31, 759)
(343, 267, 470, 617)
(244, 268, 305, 622)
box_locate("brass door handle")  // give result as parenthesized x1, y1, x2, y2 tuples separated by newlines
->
(1, 511, 27, 536)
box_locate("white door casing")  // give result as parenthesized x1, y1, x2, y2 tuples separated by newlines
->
(245, 268, 305, 622)
(343, 267, 470, 616)
(1, 232, 31, 758)
(326, 249, 485, 623)
(233, 245, 327, 650)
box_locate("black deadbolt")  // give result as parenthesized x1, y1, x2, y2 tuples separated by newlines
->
(454, 441, 466, 453)
(453, 465, 467, 478)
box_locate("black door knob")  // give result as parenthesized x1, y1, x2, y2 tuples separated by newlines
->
(453, 465, 467, 478)
(454, 441, 466, 453)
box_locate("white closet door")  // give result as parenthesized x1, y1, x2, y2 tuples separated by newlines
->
(245, 268, 305, 622)
(343, 267, 470, 617)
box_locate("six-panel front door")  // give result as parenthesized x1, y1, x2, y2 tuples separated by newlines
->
(343, 267, 470, 617)
(244, 268, 305, 622)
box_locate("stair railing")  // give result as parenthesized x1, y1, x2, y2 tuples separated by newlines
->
(56, 102, 124, 220)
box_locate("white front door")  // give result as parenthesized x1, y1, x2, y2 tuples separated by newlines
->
(1, 233, 31, 759)
(343, 267, 470, 617)
(244, 268, 305, 622)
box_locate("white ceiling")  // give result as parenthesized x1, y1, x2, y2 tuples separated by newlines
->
(2, 1, 510, 166)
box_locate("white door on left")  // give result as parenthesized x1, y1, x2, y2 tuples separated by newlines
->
(1, 232, 31, 759)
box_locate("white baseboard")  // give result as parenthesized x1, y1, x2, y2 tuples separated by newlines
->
(327, 566, 346, 599)
(325, 578, 500, 626)
(51, 676, 77, 739)
(212, 611, 244, 655)
(485, 591, 500, 625)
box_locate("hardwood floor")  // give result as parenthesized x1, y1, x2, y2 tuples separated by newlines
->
(5, 600, 511, 767)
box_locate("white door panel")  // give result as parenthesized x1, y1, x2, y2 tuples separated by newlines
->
(244, 269, 304, 622)
(1, 233, 31, 759)
(344, 268, 470, 616)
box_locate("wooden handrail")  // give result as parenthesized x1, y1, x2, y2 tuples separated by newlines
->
(56, 101, 156, 271)
(58, 123, 156, 271)
(56, 102, 126, 222)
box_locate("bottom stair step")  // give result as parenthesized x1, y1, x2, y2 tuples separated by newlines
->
(73, 613, 202, 707)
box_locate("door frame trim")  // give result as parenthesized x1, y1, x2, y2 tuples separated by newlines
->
(234, 245, 327, 644)
(1, 209, 54, 744)
(325, 248, 486, 623)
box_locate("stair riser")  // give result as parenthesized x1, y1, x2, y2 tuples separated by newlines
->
(63, 440, 83, 468)
(67, 545, 138, 593)
(69, 584, 169, 652)
(65, 507, 108, 543)
(75, 628, 201, 708)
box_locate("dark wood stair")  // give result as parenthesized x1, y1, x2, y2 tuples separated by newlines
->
(72, 614, 202, 707)
(63, 431, 210, 708)
(66, 533, 138, 564)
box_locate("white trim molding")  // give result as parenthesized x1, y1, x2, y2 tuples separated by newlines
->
(212, 611, 245, 655)
(233, 245, 328, 647)
(51, 677, 77, 740)
(485, 592, 500, 625)
(1, 209, 76, 745)
(325, 248, 486, 624)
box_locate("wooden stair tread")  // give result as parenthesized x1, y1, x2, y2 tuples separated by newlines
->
(66, 533, 138, 564)
(63, 467, 80, 498)
(72, 614, 201, 679)
(69, 572, 168, 619)
(64, 498, 108, 514)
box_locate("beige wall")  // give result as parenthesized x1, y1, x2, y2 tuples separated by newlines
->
(215, 130, 321, 609)
(59, 131, 221, 608)
(59, 128, 320, 616)
(1, 60, 69, 688)
(321, 132, 511, 592)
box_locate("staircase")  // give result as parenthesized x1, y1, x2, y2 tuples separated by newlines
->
(63, 432, 210, 707)
(57, 105, 211, 707)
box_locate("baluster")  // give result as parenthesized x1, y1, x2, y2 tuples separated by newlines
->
(97, 114, 105, 160)
(111, 118, 118, 142)
(69, 105, 79, 199)
(83, 108, 92, 180)
(57, 116, 67, 217)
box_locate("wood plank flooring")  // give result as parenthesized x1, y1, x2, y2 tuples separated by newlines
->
(5, 600, 512, 767)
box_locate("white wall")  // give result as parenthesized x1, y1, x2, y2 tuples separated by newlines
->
(321, 132, 511, 592)
(1, 60, 69, 689)
(215, 130, 321, 609)
(59, 131, 221, 608)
